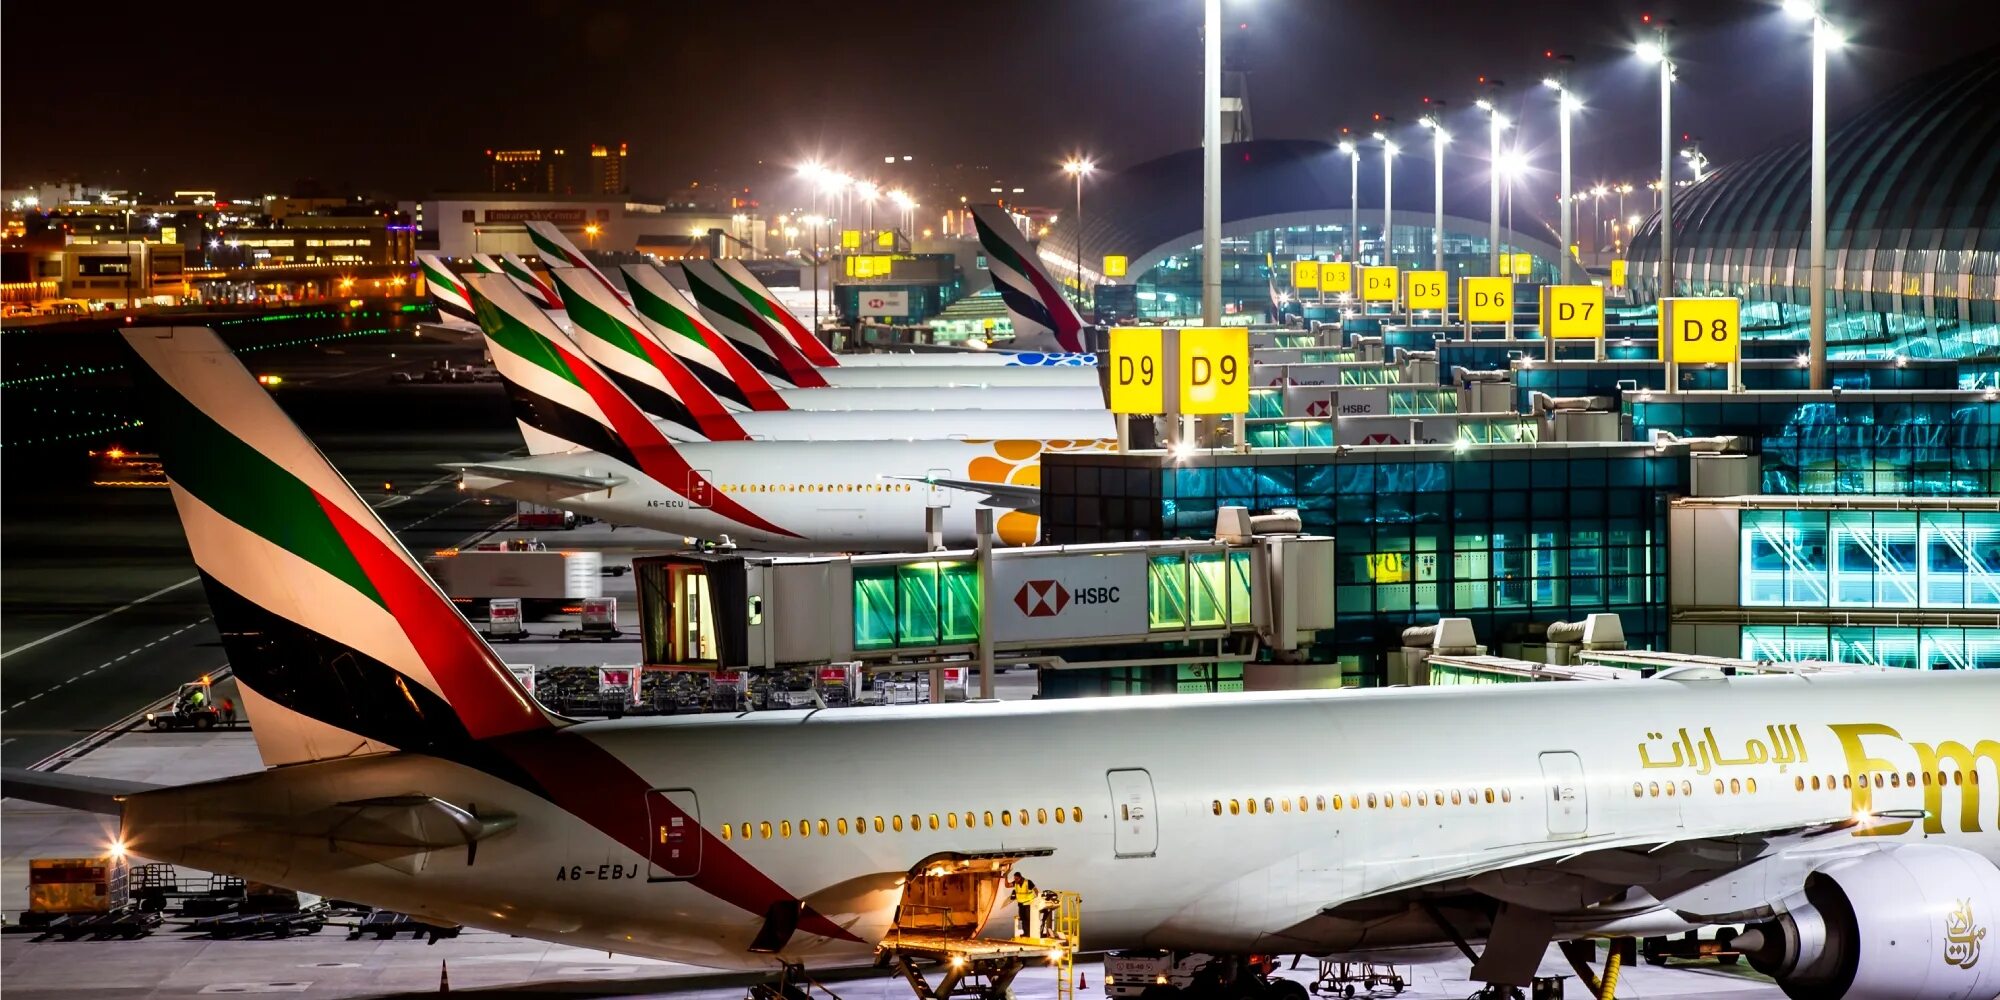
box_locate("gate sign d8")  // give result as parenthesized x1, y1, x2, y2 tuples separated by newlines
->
(1661, 297, 1741, 365)
(1291, 260, 1320, 290)
(1539, 284, 1605, 339)
(1175, 327, 1250, 415)
(1361, 266, 1399, 302)
(1404, 270, 1447, 313)
(1319, 262, 1354, 296)
(1106, 327, 1166, 414)
(1460, 276, 1513, 323)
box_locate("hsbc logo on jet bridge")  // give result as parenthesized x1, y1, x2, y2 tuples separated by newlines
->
(993, 553, 1148, 642)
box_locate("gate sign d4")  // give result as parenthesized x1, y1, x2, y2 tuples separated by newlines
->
(1660, 297, 1741, 365)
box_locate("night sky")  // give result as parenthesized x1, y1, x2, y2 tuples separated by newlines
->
(4, 0, 1993, 204)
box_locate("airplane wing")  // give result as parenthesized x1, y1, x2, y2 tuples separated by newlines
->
(2, 767, 161, 816)
(888, 476, 1041, 512)
(444, 462, 628, 494)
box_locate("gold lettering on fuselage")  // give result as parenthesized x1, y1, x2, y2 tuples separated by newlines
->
(1637, 724, 1809, 775)
(1828, 723, 2000, 837)
(1944, 898, 1986, 970)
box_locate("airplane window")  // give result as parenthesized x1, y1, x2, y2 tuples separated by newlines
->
(1432, 790, 1443, 806)
(1017, 809, 1029, 827)
(1971, 771, 1980, 786)
(1648, 782, 1659, 798)
(1367, 793, 1378, 809)
(1299, 795, 1310, 812)
(1263, 797, 1275, 813)
(1037, 808, 1048, 824)
(1501, 789, 1512, 803)
(984, 811, 995, 826)
(818, 819, 829, 837)
(1315, 796, 1326, 811)
(892, 815, 904, 832)
(874, 816, 885, 833)
(1417, 792, 1429, 807)
(1229, 799, 1240, 815)
(721, 824, 732, 840)
(1484, 788, 1494, 804)
(1451, 790, 1462, 806)
(929, 814, 940, 830)
(1666, 781, 1677, 797)
(781, 821, 792, 838)
(1954, 771, 1964, 786)
(1810, 776, 1821, 791)
(1715, 779, 1727, 795)
(838, 818, 850, 836)
(965, 811, 977, 828)
(1922, 772, 1932, 787)
(1729, 779, 1742, 795)
(1746, 778, 1758, 794)
(1212, 800, 1223, 816)
(1905, 772, 1916, 787)
(798, 820, 811, 838)
(948, 813, 960, 829)
(1331, 795, 1343, 810)
(1873, 773, 1885, 789)
(1280, 798, 1292, 813)
(1072, 807, 1082, 823)
(740, 822, 752, 840)
(1399, 792, 1410, 808)
(1681, 780, 1692, 796)
(1247, 798, 1258, 815)
(1001, 810, 1013, 827)
(1054, 807, 1065, 824)
(1632, 783, 1644, 799)
(760, 822, 773, 839)
(1889, 773, 1900, 788)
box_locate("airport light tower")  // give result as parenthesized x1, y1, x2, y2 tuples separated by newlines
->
(1784, 0, 1842, 390)
(1372, 124, 1397, 267)
(1418, 105, 1449, 271)
(1475, 83, 1508, 277)
(1062, 157, 1095, 306)
(1338, 134, 1360, 262)
(1636, 19, 1675, 302)
(1542, 56, 1578, 284)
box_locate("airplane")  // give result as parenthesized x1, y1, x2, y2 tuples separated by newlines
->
(471, 253, 565, 311)
(459, 273, 1102, 549)
(416, 252, 480, 331)
(969, 203, 1090, 355)
(8, 325, 1997, 1000)
(549, 267, 1114, 443)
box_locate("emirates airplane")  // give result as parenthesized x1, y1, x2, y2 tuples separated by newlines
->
(548, 267, 1114, 443)
(8, 324, 1996, 1000)
(458, 275, 1104, 549)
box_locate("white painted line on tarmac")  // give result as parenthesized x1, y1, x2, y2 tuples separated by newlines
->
(0, 575, 201, 660)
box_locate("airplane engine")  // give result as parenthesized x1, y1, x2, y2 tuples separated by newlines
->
(1735, 843, 2000, 1000)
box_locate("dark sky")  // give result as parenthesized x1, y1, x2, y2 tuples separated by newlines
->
(4, 0, 1993, 205)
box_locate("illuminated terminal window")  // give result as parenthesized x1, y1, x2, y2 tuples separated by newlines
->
(1740, 510, 2000, 611)
(1741, 623, 2000, 670)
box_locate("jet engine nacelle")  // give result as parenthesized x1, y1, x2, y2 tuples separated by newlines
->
(1737, 844, 2000, 1000)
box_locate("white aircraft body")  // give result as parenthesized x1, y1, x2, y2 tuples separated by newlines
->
(15, 333, 1997, 1000)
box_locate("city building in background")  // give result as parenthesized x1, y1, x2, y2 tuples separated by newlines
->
(588, 142, 628, 195)
(487, 148, 570, 194)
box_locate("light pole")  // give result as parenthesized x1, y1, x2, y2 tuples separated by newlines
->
(1679, 140, 1710, 182)
(1338, 138, 1360, 261)
(1637, 22, 1675, 301)
(1372, 129, 1397, 268)
(1201, 0, 1222, 326)
(1542, 60, 1578, 284)
(856, 181, 879, 238)
(1785, 0, 1840, 390)
(1590, 185, 1607, 258)
(1476, 94, 1508, 277)
(1062, 157, 1095, 305)
(1418, 110, 1449, 271)
(1496, 150, 1526, 263)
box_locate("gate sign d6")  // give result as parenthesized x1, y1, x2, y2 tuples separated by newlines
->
(1291, 260, 1320, 290)
(1320, 262, 1354, 296)
(1539, 284, 1605, 339)
(1107, 327, 1166, 414)
(1460, 276, 1513, 323)
(1404, 270, 1448, 313)
(1361, 266, 1399, 303)
(1175, 327, 1250, 415)
(1661, 297, 1741, 365)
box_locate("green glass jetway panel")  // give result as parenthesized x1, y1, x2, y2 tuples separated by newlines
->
(1147, 551, 1252, 631)
(853, 560, 981, 650)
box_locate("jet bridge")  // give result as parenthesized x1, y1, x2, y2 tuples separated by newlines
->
(633, 531, 1337, 694)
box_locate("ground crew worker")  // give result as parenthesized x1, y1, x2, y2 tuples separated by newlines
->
(1038, 888, 1060, 939)
(1009, 872, 1037, 938)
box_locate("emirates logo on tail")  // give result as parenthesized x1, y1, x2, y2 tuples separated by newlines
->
(1013, 580, 1070, 617)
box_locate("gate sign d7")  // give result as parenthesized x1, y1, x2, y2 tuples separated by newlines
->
(1539, 284, 1605, 339)
(1404, 270, 1447, 313)
(1661, 297, 1741, 365)
(1460, 276, 1513, 323)
(1361, 266, 1399, 303)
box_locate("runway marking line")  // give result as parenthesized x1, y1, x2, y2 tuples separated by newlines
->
(0, 575, 201, 661)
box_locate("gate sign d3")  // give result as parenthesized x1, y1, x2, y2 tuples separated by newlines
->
(1291, 259, 1320, 290)
(1539, 284, 1605, 339)
(1460, 276, 1513, 323)
(1361, 266, 1399, 303)
(1662, 297, 1741, 365)
(1404, 270, 1447, 313)
(1107, 327, 1166, 414)
(1176, 327, 1250, 415)
(1319, 262, 1354, 296)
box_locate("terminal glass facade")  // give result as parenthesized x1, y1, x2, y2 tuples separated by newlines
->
(1740, 624, 2000, 671)
(1738, 508, 2000, 610)
(853, 560, 982, 651)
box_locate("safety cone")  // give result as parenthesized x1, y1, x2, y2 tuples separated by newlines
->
(439, 960, 449, 993)
(1078, 973, 1088, 991)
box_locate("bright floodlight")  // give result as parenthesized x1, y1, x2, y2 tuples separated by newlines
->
(888, 189, 913, 209)
(1062, 157, 1096, 176)
(1592, 185, 1608, 196)
(1475, 98, 1493, 112)
(1371, 131, 1386, 141)
(1337, 140, 1356, 154)
(856, 180, 879, 200)
(1542, 76, 1561, 90)
(1782, 0, 1816, 19)
(796, 160, 824, 179)
(1635, 39, 1664, 63)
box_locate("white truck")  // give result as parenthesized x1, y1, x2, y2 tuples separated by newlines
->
(424, 548, 602, 620)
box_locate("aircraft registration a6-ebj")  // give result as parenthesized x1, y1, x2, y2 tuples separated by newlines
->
(2, 326, 1997, 1000)
(459, 275, 1106, 549)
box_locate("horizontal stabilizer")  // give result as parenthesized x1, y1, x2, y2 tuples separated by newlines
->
(1, 767, 160, 815)
(888, 476, 1042, 512)
(444, 462, 627, 493)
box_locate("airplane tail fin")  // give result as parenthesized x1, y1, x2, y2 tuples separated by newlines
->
(500, 254, 566, 311)
(624, 265, 791, 412)
(548, 267, 748, 441)
(678, 260, 829, 388)
(970, 204, 1086, 353)
(523, 221, 624, 300)
(121, 326, 553, 769)
(714, 258, 840, 368)
(417, 253, 477, 325)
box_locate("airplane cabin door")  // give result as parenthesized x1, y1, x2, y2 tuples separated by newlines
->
(1106, 768, 1158, 858)
(646, 788, 702, 880)
(1538, 752, 1587, 839)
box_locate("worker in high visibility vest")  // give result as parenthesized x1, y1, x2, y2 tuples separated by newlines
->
(1009, 872, 1038, 939)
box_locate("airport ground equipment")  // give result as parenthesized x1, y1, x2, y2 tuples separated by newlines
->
(1307, 959, 1405, 997)
(144, 677, 235, 730)
(423, 546, 602, 619)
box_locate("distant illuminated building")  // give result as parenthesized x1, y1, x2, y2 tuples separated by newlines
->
(488, 149, 569, 194)
(589, 143, 629, 195)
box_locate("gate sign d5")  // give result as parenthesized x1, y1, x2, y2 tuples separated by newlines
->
(1539, 284, 1605, 339)
(1360, 266, 1399, 303)
(1661, 297, 1741, 365)
(1460, 276, 1513, 323)
(1404, 270, 1447, 313)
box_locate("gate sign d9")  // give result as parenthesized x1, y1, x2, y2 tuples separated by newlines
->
(1460, 276, 1513, 323)
(1404, 270, 1447, 313)
(1176, 327, 1250, 415)
(1107, 327, 1165, 414)
(1662, 297, 1741, 365)
(1539, 284, 1604, 339)
(1361, 266, 1399, 302)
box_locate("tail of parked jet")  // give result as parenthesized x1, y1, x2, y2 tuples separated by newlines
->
(623, 265, 790, 412)
(121, 326, 555, 769)
(678, 260, 829, 388)
(970, 204, 1087, 353)
(417, 253, 479, 327)
(523, 220, 625, 301)
(465, 275, 797, 539)
(713, 259, 841, 368)
(548, 267, 749, 442)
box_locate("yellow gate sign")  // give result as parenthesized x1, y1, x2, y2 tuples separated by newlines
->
(1107, 328, 1166, 414)
(1609, 258, 1628, 289)
(1361, 266, 1399, 303)
(1291, 260, 1320, 290)
(1404, 270, 1448, 313)
(1510, 252, 1533, 277)
(1320, 262, 1354, 296)
(1539, 284, 1605, 339)
(1103, 254, 1128, 278)
(1661, 297, 1741, 365)
(877, 230, 896, 248)
(841, 230, 862, 250)
(1460, 276, 1513, 323)
(1176, 327, 1250, 415)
